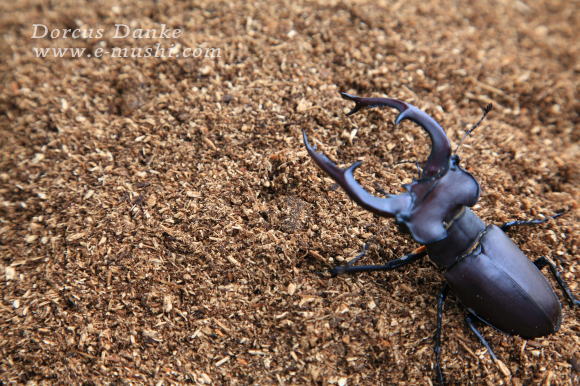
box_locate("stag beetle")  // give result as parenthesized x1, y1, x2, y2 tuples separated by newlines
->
(302, 92, 578, 383)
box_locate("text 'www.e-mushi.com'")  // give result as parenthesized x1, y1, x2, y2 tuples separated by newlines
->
(30, 23, 221, 59)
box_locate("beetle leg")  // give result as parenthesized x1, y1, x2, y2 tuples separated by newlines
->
(534, 256, 579, 307)
(329, 246, 427, 276)
(465, 313, 498, 361)
(344, 243, 370, 266)
(434, 284, 449, 385)
(500, 211, 564, 231)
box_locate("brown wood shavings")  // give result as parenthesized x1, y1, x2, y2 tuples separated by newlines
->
(0, 0, 578, 384)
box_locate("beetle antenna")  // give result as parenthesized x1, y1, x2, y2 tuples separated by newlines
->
(454, 103, 493, 155)
(394, 159, 422, 177)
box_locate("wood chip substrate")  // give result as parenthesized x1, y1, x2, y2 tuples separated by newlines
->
(1, 0, 578, 384)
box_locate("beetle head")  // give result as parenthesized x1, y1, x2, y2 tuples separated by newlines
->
(303, 93, 481, 244)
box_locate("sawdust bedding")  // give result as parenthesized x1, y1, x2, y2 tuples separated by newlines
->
(0, 0, 578, 384)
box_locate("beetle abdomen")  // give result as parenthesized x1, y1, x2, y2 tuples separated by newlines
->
(444, 225, 561, 338)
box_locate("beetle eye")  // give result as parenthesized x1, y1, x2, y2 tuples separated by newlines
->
(451, 155, 460, 165)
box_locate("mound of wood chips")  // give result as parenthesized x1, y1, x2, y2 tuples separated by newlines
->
(1, 0, 577, 384)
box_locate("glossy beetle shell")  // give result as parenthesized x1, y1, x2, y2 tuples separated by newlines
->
(444, 225, 561, 338)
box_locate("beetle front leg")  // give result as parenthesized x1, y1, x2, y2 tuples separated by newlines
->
(329, 246, 427, 276)
(534, 256, 579, 307)
(500, 211, 564, 231)
(343, 242, 370, 266)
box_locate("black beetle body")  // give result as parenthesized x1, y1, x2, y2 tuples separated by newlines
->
(303, 92, 574, 380)
(431, 210, 561, 338)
